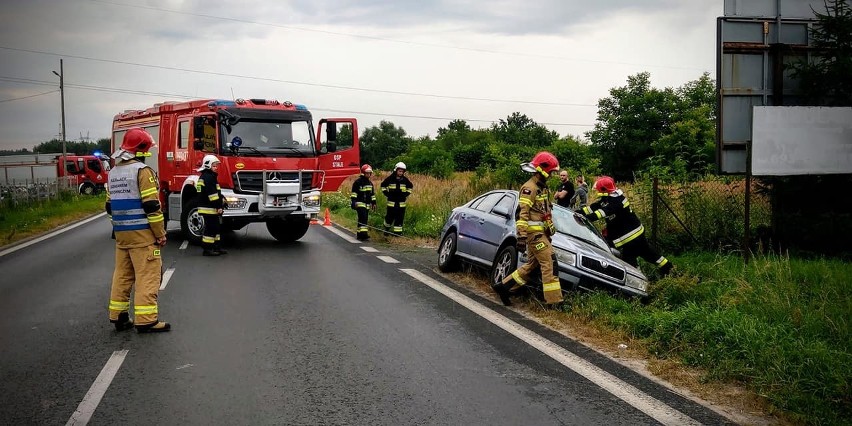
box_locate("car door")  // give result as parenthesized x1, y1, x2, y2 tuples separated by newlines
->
(464, 191, 504, 262)
(457, 192, 502, 259)
(478, 193, 516, 263)
(316, 119, 360, 192)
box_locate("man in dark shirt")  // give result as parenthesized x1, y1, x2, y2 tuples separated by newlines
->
(554, 170, 574, 208)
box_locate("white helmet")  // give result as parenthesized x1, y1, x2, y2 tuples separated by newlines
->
(394, 162, 407, 171)
(197, 154, 221, 171)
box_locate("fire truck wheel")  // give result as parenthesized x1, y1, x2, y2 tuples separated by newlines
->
(266, 217, 310, 243)
(80, 183, 96, 196)
(180, 198, 204, 245)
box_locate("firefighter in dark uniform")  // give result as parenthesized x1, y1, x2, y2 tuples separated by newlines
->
(351, 164, 377, 241)
(196, 154, 226, 256)
(492, 152, 563, 306)
(381, 162, 414, 236)
(106, 127, 171, 333)
(582, 176, 672, 277)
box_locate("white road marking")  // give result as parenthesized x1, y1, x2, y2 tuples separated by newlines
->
(323, 225, 361, 243)
(66, 349, 129, 426)
(377, 255, 400, 264)
(0, 213, 107, 258)
(176, 364, 194, 370)
(160, 267, 176, 290)
(360, 246, 379, 253)
(400, 268, 702, 426)
(179, 240, 188, 250)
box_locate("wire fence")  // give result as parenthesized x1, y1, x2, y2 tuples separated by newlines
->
(0, 177, 78, 208)
(619, 176, 773, 257)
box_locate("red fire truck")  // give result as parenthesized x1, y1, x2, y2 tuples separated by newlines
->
(59, 154, 111, 195)
(111, 98, 359, 243)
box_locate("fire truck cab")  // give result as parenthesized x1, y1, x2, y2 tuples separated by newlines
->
(57, 154, 111, 195)
(111, 98, 359, 243)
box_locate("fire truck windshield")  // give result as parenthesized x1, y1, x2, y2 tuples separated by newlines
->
(221, 120, 315, 157)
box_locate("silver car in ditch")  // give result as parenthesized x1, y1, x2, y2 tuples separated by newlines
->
(437, 189, 649, 298)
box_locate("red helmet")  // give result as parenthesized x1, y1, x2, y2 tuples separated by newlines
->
(119, 128, 155, 156)
(526, 151, 559, 177)
(593, 176, 617, 194)
(361, 164, 373, 174)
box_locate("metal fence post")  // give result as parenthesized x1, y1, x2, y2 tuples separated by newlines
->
(651, 177, 659, 247)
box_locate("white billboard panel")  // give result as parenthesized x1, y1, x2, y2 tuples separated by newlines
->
(752, 107, 852, 175)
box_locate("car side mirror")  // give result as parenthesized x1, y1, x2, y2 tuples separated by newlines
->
(492, 205, 511, 218)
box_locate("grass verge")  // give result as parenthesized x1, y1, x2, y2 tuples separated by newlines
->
(0, 192, 106, 247)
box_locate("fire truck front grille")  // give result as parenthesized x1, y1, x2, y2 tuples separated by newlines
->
(580, 256, 625, 281)
(235, 171, 313, 193)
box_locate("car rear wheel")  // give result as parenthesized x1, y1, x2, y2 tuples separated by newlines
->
(437, 231, 460, 272)
(490, 245, 517, 287)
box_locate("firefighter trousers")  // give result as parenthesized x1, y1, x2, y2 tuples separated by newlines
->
(109, 244, 163, 326)
(356, 206, 369, 240)
(384, 204, 406, 234)
(619, 234, 671, 274)
(502, 232, 563, 304)
(201, 213, 221, 250)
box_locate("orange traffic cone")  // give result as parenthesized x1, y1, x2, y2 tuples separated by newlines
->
(323, 208, 332, 226)
(310, 215, 320, 225)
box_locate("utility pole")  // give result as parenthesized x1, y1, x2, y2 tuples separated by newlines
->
(52, 59, 67, 173)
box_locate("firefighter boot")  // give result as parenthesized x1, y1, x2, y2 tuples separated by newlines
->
(214, 243, 228, 255)
(493, 280, 515, 306)
(111, 312, 133, 331)
(659, 262, 673, 278)
(202, 243, 220, 256)
(136, 321, 171, 333)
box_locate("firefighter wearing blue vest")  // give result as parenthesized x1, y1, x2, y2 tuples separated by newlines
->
(351, 164, 377, 241)
(196, 154, 226, 256)
(106, 127, 170, 333)
(381, 162, 413, 235)
(582, 176, 672, 277)
(492, 152, 563, 306)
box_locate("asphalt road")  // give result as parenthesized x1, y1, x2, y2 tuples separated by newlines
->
(0, 216, 733, 425)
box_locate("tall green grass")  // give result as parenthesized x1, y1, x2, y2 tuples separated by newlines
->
(562, 253, 851, 425)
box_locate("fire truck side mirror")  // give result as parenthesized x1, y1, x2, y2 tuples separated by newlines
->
(193, 117, 206, 150)
(325, 122, 337, 153)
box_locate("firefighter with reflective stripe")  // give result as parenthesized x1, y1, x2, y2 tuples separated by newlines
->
(351, 164, 377, 241)
(196, 154, 226, 256)
(105, 127, 170, 333)
(381, 162, 414, 235)
(493, 152, 563, 306)
(582, 176, 672, 277)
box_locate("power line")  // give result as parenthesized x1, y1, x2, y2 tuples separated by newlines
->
(0, 74, 596, 127)
(0, 46, 595, 107)
(0, 89, 59, 103)
(90, 0, 709, 72)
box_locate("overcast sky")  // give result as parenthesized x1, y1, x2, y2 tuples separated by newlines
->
(0, 0, 722, 151)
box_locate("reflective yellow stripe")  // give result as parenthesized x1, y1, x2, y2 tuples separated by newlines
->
(351, 193, 357, 198)
(134, 305, 158, 315)
(623, 200, 630, 207)
(511, 270, 526, 285)
(656, 257, 669, 267)
(543, 281, 561, 292)
(202, 236, 215, 243)
(198, 207, 217, 214)
(516, 220, 528, 226)
(595, 210, 605, 219)
(209, 194, 220, 201)
(582, 206, 593, 215)
(355, 202, 366, 207)
(109, 300, 130, 311)
(527, 225, 545, 231)
(148, 213, 164, 223)
(399, 202, 406, 207)
(536, 195, 548, 201)
(140, 187, 158, 197)
(614, 226, 644, 247)
(519, 198, 533, 206)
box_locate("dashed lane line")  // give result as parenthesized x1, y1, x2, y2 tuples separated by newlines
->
(66, 349, 129, 426)
(400, 268, 702, 426)
(160, 267, 176, 290)
(360, 246, 379, 253)
(179, 240, 188, 250)
(323, 225, 361, 243)
(376, 255, 400, 264)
